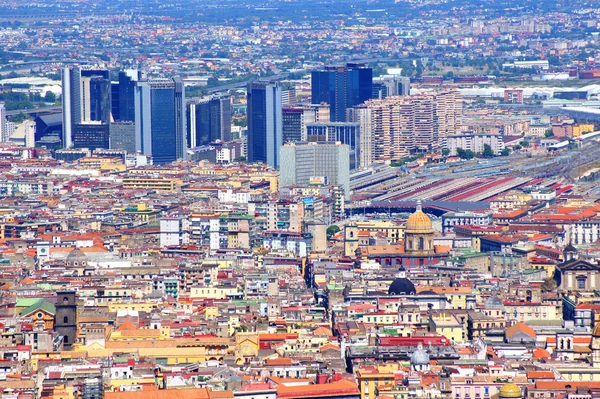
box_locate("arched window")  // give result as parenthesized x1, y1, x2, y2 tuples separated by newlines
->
(63, 316, 69, 324)
(418, 237, 424, 250)
(63, 297, 69, 304)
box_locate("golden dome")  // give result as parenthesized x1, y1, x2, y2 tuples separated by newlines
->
(499, 383, 522, 399)
(405, 200, 433, 233)
(593, 322, 600, 337)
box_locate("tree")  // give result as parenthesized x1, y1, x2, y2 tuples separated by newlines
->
(520, 141, 530, 148)
(482, 144, 494, 158)
(43, 91, 56, 103)
(234, 156, 246, 163)
(326, 225, 340, 238)
(456, 148, 475, 160)
(441, 148, 450, 157)
(500, 148, 510, 156)
(545, 130, 554, 138)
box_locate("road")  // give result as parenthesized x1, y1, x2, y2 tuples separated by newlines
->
(6, 106, 61, 117)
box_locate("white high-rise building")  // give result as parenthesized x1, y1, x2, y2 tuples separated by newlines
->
(0, 103, 7, 142)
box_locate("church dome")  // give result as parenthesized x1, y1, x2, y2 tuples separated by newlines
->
(405, 200, 433, 233)
(410, 343, 430, 365)
(593, 323, 600, 337)
(66, 248, 88, 266)
(498, 383, 521, 399)
(484, 295, 504, 310)
(388, 266, 416, 295)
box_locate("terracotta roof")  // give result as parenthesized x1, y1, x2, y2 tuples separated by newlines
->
(505, 322, 536, 339)
(266, 358, 293, 366)
(276, 379, 359, 399)
(526, 371, 554, 379)
(106, 388, 233, 399)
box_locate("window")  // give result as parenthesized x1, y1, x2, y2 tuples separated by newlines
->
(578, 277, 587, 290)
(64, 316, 69, 324)
(419, 237, 424, 250)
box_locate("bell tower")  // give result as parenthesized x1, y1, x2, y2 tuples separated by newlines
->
(55, 290, 78, 349)
(344, 223, 359, 257)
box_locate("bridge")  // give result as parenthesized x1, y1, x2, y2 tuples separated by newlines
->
(6, 106, 62, 118)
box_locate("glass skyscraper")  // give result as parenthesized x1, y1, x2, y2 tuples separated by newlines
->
(187, 94, 232, 148)
(311, 63, 373, 122)
(135, 78, 186, 164)
(247, 81, 282, 168)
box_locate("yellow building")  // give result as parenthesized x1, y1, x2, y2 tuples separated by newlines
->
(417, 286, 476, 310)
(356, 220, 405, 242)
(78, 157, 126, 172)
(573, 124, 594, 137)
(190, 286, 240, 299)
(503, 301, 558, 323)
(429, 312, 464, 343)
(530, 258, 557, 278)
(357, 363, 404, 399)
(122, 177, 177, 192)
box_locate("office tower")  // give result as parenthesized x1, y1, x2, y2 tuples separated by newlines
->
(306, 122, 360, 169)
(282, 107, 304, 143)
(187, 94, 232, 148)
(0, 103, 6, 142)
(118, 70, 141, 122)
(282, 104, 331, 144)
(109, 121, 136, 153)
(247, 81, 282, 168)
(281, 82, 297, 106)
(372, 75, 411, 99)
(134, 78, 186, 164)
(80, 69, 111, 123)
(72, 122, 110, 149)
(62, 67, 111, 149)
(111, 82, 120, 121)
(62, 67, 80, 148)
(280, 141, 350, 199)
(311, 63, 373, 122)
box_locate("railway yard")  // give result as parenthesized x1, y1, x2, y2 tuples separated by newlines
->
(350, 139, 600, 205)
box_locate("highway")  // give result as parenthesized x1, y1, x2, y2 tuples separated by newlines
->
(5, 106, 61, 117)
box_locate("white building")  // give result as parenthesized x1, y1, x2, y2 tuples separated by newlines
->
(446, 133, 505, 156)
(159, 217, 190, 248)
(218, 189, 251, 204)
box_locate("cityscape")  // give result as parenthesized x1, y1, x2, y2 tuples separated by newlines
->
(5, 0, 600, 399)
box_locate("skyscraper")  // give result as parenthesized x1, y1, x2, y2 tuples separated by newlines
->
(134, 78, 186, 164)
(311, 63, 373, 122)
(0, 102, 6, 142)
(187, 94, 231, 148)
(305, 122, 360, 169)
(247, 81, 282, 168)
(280, 141, 350, 199)
(62, 67, 111, 149)
(372, 75, 411, 99)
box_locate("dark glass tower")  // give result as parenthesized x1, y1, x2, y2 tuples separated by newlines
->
(247, 81, 282, 168)
(135, 78, 186, 164)
(311, 63, 373, 122)
(187, 94, 231, 148)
